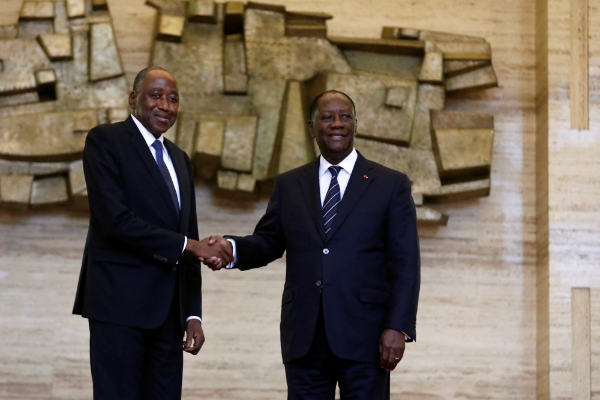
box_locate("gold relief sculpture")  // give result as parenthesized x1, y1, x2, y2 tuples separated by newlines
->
(149, 0, 498, 224)
(0, 0, 499, 225)
(0, 0, 128, 206)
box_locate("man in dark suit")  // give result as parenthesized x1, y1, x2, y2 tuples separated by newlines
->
(208, 90, 420, 399)
(73, 66, 232, 399)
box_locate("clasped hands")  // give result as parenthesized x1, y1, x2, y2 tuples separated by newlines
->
(184, 235, 232, 270)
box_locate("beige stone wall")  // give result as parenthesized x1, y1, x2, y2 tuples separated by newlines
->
(541, 0, 600, 398)
(12, 0, 600, 398)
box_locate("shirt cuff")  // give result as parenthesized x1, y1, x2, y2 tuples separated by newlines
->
(174, 236, 188, 265)
(225, 238, 237, 269)
(186, 316, 202, 323)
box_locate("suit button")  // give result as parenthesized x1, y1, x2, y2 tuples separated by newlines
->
(316, 280, 322, 287)
(323, 248, 329, 254)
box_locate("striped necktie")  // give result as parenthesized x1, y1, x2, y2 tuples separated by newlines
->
(151, 140, 180, 215)
(322, 166, 342, 236)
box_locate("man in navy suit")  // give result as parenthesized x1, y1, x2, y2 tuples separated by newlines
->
(208, 91, 420, 399)
(73, 66, 232, 399)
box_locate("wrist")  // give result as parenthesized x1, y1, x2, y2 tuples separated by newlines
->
(184, 238, 197, 254)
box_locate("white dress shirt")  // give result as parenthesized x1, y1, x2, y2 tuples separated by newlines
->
(132, 115, 199, 323)
(131, 115, 181, 208)
(318, 149, 357, 205)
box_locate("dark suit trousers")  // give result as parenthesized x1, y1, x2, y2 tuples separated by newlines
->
(89, 292, 183, 400)
(284, 298, 390, 400)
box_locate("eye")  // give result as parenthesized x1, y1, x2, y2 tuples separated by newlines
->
(169, 96, 179, 103)
(321, 115, 333, 121)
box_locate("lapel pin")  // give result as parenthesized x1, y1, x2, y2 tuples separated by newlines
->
(363, 174, 368, 179)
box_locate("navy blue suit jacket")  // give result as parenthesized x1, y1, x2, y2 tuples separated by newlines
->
(73, 116, 201, 332)
(230, 152, 420, 364)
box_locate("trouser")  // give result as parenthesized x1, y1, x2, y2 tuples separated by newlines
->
(285, 300, 390, 400)
(89, 294, 183, 400)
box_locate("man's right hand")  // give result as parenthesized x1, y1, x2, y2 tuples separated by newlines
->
(184, 236, 233, 266)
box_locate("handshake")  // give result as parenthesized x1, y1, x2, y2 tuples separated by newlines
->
(184, 235, 232, 270)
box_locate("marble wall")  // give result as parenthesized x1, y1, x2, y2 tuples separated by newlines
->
(1, 0, 594, 399)
(537, 0, 600, 398)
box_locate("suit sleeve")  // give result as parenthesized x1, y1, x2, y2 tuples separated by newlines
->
(83, 127, 185, 266)
(183, 156, 202, 319)
(229, 177, 286, 270)
(384, 174, 421, 341)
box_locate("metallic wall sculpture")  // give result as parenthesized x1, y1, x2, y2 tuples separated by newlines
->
(0, 0, 128, 205)
(0, 0, 498, 225)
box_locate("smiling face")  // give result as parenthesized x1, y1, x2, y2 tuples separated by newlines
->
(128, 69, 179, 138)
(308, 92, 357, 165)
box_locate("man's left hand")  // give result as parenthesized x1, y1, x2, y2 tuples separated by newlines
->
(379, 329, 405, 371)
(183, 319, 205, 355)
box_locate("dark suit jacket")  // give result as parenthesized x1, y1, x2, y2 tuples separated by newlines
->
(73, 116, 201, 332)
(230, 152, 420, 364)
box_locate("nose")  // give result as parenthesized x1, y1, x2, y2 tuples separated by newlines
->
(331, 114, 344, 127)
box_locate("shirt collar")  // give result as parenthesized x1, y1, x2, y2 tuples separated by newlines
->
(131, 114, 164, 147)
(318, 148, 358, 178)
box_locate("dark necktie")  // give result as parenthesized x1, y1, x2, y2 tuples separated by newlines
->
(151, 140, 180, 215)
(322, 166, 342, 236)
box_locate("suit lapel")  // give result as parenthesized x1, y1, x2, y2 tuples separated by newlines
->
(164, 138, 189, 233)
(325, 152, 374, 242)
(298, 159, 326, 242)
(125, 116, 180, 222)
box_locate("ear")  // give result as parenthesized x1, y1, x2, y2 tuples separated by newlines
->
(128, 91, 137, 110)
(307, 120, 315, 138)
